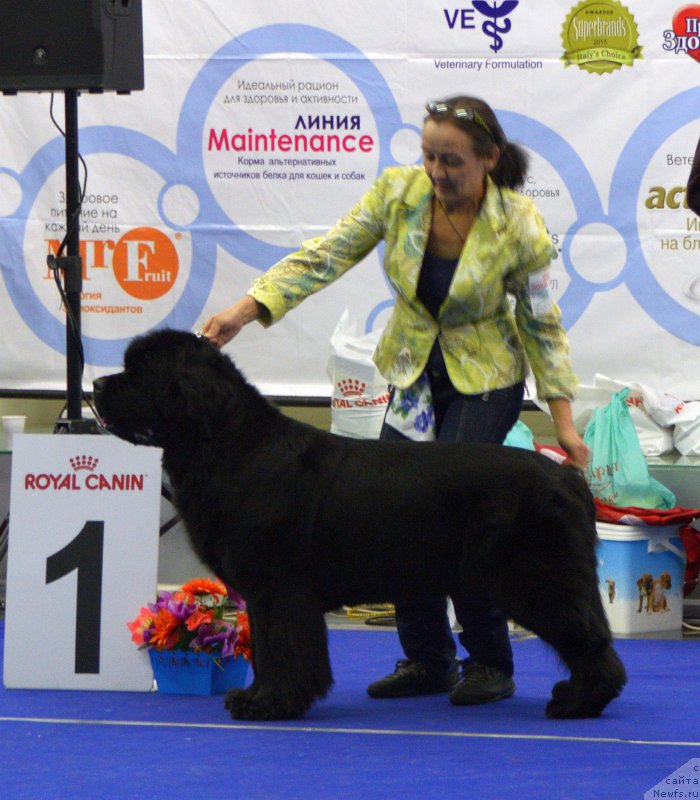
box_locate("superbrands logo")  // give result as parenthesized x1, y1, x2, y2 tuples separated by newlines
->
(663, 6, 700, 62)
(25, 455, 146, 492)
(561, 1, 642, 74)
(443, 1, 520, 53)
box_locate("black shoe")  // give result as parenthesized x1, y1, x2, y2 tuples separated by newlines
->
(449, 661, 515, 706)
(367, 659, 460, 699)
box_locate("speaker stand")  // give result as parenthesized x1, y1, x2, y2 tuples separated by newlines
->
(52, 90, 98, 435)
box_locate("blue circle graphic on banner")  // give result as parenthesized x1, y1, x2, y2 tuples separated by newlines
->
(176, 24, 406, 268)
(0, 25, 407, 363)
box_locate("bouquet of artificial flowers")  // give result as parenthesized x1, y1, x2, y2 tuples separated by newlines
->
(127, 577, 251, 661)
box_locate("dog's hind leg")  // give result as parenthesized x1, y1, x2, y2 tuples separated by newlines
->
(544, 637, 627, 720)
(225, 577, 333, 721)
(546, 578, 627, 719)
(473, 482, 627, 720)
(500, 568, 627, 719)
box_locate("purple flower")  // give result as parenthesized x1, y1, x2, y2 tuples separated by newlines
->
(225, 585, 247, 611)
(148, 590, 196, 622)
(190, 622, 237, 658)
(148, 590, 172, 614)
(167, 597, 197, 621)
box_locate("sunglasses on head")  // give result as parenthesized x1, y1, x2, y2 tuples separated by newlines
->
(425, 101, 495, 142)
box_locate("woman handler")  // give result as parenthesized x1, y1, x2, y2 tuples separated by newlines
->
(202, 95, 588, 706)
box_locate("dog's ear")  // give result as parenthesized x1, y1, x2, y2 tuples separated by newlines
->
(134, 330, 250, 442)
(174, 370, 219, 440)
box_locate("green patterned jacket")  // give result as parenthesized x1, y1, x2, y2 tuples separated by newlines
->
(249, 165, 578, 399)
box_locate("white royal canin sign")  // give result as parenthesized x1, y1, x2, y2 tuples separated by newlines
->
(3, 434, 162, 691)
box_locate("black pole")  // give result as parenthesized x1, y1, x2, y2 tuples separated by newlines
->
(63, 89, 83, 422)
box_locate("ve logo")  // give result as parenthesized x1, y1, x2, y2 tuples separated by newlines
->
(443, 1, 519, 52)
(474, 1, 520, 52)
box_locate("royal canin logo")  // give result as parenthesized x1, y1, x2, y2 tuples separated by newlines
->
(332, 377, 390, 410)
(24, 455, 146, 492)
(336, 378, 366, 398)
(69, 455, 99, 471)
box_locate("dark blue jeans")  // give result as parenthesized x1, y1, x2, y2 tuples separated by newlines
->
(380, 373, 525, 676)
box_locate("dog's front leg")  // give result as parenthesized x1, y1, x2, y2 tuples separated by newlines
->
(225, 577, 333, 721)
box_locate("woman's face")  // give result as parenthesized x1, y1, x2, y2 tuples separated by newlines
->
(421, 118, 497, 209)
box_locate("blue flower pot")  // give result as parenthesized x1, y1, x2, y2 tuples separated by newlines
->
(149, 649, 249, 696)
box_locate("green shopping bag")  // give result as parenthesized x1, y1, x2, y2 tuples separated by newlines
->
(583, 387, 676, 509)
(504, 420, 536, 451)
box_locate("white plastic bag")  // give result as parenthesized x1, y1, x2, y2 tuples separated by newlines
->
(672, 401, 700, 455)
(592, 375, 675, 457)
(326, 310, 389, 439)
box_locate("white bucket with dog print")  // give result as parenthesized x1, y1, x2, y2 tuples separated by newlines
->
(597, 522, 685, 634)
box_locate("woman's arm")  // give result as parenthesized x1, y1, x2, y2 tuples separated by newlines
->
(201, 296, 266, 347)
(546, 397, 589, 470)
(201, 169, 398, 349)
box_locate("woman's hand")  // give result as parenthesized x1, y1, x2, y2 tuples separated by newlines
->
(555, 428, 590, 471)
(546, 397, 590, 470)
(200, 296, 262, 347)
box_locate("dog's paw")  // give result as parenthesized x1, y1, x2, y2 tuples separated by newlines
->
(546, 679, 604, 719)
(224, 687, 255, 712)
(224, 686, 306, 721)
(545, 680, 579, 719)
(549, 679, 570, 705)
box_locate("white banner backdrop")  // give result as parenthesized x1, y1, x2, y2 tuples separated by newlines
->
(0, 1, 699, 399)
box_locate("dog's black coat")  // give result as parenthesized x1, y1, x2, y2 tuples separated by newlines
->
(94, 329, 626, 721)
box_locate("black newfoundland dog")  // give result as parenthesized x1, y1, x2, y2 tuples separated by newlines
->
(93, 329, 626, 721)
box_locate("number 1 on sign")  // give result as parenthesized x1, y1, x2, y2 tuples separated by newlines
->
(45, 520, 104, 674)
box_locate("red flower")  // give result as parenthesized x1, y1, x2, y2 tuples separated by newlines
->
(126, 607, 154, 647)
(180, 577, 227, 602)
(185, 606, 214, 631)
(148, 607, 182, 650)
(234, 611, 252, 662)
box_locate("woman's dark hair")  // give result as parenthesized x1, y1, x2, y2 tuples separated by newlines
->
(424, 95, 529, 190)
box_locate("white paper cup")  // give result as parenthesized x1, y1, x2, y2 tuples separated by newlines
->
(2, 415, 26, 449)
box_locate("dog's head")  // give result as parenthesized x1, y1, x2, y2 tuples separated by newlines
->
(657, 572, 672, 590)
(637, 573, 654, 592)
(93, 329, 237, 446)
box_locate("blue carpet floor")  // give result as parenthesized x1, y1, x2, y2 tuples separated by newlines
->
(1, 622, 699, 799)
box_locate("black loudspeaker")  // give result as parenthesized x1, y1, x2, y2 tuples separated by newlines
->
(0, 0, 144, 94)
